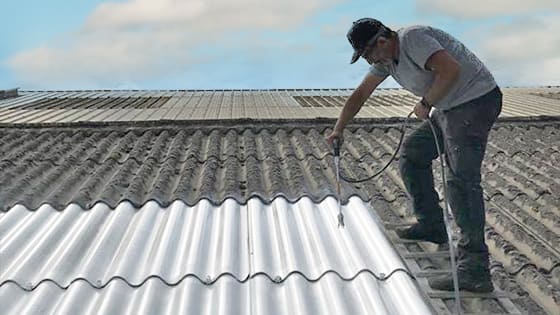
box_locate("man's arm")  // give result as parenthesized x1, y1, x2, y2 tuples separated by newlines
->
(332, 73, 386, 134)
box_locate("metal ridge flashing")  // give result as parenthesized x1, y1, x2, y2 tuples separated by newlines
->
(15, 86, 560, 92)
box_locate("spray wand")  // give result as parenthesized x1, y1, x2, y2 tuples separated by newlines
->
(333, 137, 344, 228)
(330, 112, 462, 314)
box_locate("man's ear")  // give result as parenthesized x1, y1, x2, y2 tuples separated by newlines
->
(377, 37, 388, 47)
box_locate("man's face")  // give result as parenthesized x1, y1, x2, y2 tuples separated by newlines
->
(362, 37, 393, 66)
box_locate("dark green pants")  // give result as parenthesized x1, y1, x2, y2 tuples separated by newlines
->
(399, 87, 502, 268)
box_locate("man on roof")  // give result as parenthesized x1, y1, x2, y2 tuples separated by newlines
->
(327, 18, 502, 293)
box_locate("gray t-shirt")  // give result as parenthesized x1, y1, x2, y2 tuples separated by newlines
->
(370, 25, 496, 110)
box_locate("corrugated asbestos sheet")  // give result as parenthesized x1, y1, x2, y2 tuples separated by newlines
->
(1, 121, 558, 212)
(1, 118, 559, 314)
(1, 197, 407, 286)
(0, 87, 560, 122)
(0, 197, 433, 315)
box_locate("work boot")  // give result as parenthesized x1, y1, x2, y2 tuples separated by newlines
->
(396, 222, 447, 244)
(428, 267, 494, 293)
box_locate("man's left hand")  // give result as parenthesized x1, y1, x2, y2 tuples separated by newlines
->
(414, 101, 430, 120)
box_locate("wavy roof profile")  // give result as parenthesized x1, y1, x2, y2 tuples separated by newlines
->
(0, 197, 434, 315)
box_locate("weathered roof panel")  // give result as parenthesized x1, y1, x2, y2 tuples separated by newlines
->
(1, 87, 559, 123)
(1, 120, 558, 215)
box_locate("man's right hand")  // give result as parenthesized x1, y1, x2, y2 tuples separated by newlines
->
(413, 101, 430, 119)
(326, 129, 344, 147)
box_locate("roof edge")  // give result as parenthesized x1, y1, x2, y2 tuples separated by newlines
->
(17, 86, 560, 93)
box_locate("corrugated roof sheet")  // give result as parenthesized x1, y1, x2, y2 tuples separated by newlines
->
(1, 197, 412, 288)
(1, 120, 558, 213)
(1, 87, 559, 123)
(0, 197, 433, 315)
(2, 118, 557, 314)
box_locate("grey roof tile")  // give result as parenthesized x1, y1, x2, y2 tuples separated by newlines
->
(1, 120, 558, 214)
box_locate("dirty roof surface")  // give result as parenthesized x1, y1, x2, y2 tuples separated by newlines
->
(1, 87, 559, 314)
(0, 117, 559, 314)
(1, 87, 560, 123)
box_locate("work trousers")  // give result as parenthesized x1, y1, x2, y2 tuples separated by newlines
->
(399, 87, 502, 269)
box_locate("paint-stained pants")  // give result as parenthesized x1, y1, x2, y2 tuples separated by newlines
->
(399, 87, 502, 270)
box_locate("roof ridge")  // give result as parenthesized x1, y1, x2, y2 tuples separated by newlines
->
(16, 86, 560, 93)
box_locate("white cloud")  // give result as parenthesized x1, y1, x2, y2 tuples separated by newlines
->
(321, 16, 352, 38)
(416, 0, 560, 19)
(8, 0, 341, 88)
(473, 15, 560, 86)
(84, 0, 337, 32)
(413, 0, 560, 86)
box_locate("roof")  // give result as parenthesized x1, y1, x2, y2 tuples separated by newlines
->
(0, 197, 433, 315)
(1, 88, 559, 314)
(0, 88, 18, 100)
(1, 87, 560, 123)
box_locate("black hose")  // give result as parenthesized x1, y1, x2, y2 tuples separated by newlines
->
(338, 111, 414, 183)
(334, 112, 463, 314)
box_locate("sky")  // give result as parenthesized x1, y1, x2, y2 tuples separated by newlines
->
(1, 0, 559, 90)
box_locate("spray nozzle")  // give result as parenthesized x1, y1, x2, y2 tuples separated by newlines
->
(337, 212, 345, 228)
(333, 137, 340, 157)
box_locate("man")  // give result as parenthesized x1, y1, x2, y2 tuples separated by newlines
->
(326, 18, 502, 292)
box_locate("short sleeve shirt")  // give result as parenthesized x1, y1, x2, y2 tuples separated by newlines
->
(369, 25, 496, 110)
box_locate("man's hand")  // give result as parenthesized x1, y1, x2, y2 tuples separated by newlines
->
(326, 129, 344, 147)
(413, 101, 430, 120)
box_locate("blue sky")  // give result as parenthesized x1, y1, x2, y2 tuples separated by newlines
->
(1, 0, 559, 90)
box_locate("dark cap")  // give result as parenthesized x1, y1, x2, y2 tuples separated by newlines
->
(347, 18, 385, 64)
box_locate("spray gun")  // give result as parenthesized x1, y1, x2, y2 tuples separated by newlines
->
(333, 137, 344, 228)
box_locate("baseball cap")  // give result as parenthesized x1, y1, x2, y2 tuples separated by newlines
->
(347, 18, 385, 64)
